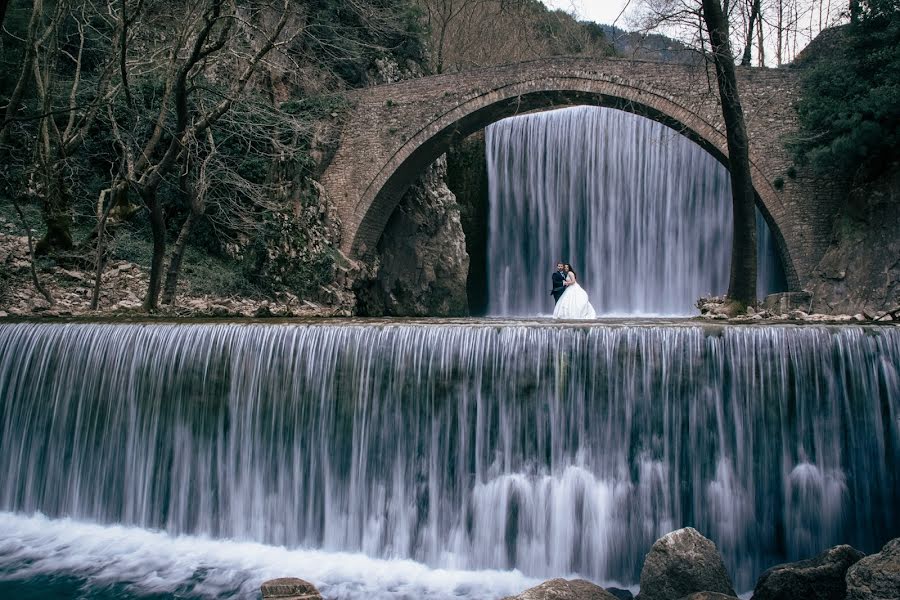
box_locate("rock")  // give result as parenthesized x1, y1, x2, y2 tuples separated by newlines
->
(853, 313, 867, 322)
(502, 578, 619, 600)
(637, 527, 736, 600)
(31, 298, 51, 312)
(208, 304, 231, 317)
(806, 170, 900, 316)
(676, 594, 739, 600)
(0, 311, 7, 318)
(605, 587, 634, 600)
(752, 544, 864, 600)
(260, 577, 322, 599)
(764, 292, 812, 315)
(355, 155, 470, 317)
(254, 303, 274, 318)
(58, 268, 86, 281)
(846, 537, 900, 600)
(788, 309, 809, 320)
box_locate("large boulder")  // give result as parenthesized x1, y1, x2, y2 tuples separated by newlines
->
(846, 537, 900, 600)
(752, 544, 864, 600)
(677, 594, 740, 600)
(637, 527, 736, 600)
(605, 587, 634, 600)
(355, 155, 470, 317)
(260, 577, 323, 600)
(501, 578, 620, 600)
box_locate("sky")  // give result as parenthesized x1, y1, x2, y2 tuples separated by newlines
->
(541, 0, 633, 26)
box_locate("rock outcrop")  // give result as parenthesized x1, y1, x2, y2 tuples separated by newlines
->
(845, 537, 900, 600)
(502, 578, 619, 600)
(676, 593, 739, 600)
(260, 577, 323, 600)
(446, 132, 490, 315)
(637, 527, 736, 600)
(752, 544, 864, 600)
(806, 168, 900, 316)
(355, 155, 470, 316)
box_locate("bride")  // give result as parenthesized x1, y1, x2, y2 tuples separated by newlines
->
(553, 263, 597, 319)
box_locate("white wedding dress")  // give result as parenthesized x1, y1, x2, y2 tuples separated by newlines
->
(553, 273, 597, 319)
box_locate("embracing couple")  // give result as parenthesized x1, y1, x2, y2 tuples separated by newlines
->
(550, 262, 597, 319)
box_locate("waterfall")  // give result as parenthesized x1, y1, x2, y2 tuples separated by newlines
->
(485, 107, 785, 316)
(1, 322, 898, 596)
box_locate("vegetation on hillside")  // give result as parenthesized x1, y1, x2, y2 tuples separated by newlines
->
(791, 0, 900, 183)
(0, 0, 427, 310)
(411, 0, 614, 73)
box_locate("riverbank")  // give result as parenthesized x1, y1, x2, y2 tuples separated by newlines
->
(3, 229, 897, 323)
(0, 232, 341, 319)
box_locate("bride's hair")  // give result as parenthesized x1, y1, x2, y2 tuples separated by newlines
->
(565, 263, 576, 279)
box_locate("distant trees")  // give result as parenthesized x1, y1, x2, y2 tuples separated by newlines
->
(412, 0, 613, 73)
(634, 0, 845, 67)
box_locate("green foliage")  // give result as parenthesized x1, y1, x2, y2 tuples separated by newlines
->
(792, 0, 900, 181)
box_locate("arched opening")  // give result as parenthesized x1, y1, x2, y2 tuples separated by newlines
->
(349, 85, 798, 315)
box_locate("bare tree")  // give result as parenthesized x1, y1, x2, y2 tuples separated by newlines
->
(636, 0, 758, 309)
(28, 0, 119, 253)
(103, 0, 292, 311)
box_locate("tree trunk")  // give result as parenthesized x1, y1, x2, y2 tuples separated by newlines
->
(36, 163, 75, 254)
(161, 212, 194, 305)
(740, 0, 761, 66)
(702, 0, 757, 308)
(142, 188, 166, 311)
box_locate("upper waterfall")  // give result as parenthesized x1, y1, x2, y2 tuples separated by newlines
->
(484, 106, 784, 316)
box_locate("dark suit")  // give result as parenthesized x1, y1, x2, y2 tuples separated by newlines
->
(551, 270, 566, 303)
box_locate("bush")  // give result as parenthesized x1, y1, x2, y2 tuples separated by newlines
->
(791, 0, 900, 182)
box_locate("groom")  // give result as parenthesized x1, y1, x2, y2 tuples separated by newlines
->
(550, 262, 566, 303)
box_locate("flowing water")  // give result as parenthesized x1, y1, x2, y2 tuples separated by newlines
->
(1, 321, 898, 598)
(485, 107, 785, 316)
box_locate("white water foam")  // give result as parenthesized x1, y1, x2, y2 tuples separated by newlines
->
(0, 511, 551, 599)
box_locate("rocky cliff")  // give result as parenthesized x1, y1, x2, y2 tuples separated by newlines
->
(806, 168, 900, 316)
(354, 156, 470, 316)
(447, 133, 490, 315)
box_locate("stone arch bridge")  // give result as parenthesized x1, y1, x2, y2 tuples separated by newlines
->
(320, 57, 834, 291)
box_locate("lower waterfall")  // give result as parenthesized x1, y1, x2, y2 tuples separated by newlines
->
(0, 322, 898, 598)
(484, 107, 786, 316)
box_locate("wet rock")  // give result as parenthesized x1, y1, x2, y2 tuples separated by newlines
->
(502, 578, 619, 600)
(637, 527, 736, 600)
(676, 593, 739, 600)
(260, 577, 323, 599)
(846, 537, 900, 600)
(605, 587, 634, 600)
(752, 544, 864, 600)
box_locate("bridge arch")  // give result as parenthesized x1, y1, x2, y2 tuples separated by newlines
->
(321, 60, 810, 290)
